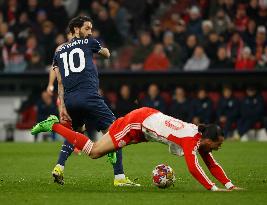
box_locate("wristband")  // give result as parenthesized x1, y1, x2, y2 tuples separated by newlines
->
(225, 182, 235, 190)
(211, 185, 219, 191)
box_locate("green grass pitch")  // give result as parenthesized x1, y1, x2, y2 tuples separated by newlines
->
(0, 141, 267, 205)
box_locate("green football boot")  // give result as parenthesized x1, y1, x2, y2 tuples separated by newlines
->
(31, 115, 59, 135)
(107, 152, 117, 165)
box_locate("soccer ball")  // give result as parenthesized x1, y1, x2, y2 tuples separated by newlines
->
(152, 164, 176, 188)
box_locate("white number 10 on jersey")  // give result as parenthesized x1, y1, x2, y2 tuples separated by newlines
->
(60, 48, 86, 77)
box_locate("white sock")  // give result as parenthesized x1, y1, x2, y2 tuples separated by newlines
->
(115, 174, 126, 180)
(57, 164, 64, 171)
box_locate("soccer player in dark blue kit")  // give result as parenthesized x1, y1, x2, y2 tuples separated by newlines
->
(52, 16, 139, 186)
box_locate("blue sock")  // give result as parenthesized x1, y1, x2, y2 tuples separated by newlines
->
(113, 148, 124, 175)
(57, 140, 74, 166)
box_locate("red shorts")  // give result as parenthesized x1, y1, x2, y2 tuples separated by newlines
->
(109, 107, 159, 149)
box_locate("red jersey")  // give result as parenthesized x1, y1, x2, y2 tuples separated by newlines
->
(109, 107, 234, 190)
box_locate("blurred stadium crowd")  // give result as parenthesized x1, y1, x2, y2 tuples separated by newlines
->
(0, 0, 267, 72)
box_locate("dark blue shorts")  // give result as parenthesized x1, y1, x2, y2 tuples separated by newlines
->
(65, 92, 116, 131)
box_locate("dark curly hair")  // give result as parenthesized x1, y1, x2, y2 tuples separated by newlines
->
(68, 16, 93, 34)
(198, 124, 224, 141)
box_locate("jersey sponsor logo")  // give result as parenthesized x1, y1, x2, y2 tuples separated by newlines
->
(164, 118, 184, 131)
(192, 140, 200, 155)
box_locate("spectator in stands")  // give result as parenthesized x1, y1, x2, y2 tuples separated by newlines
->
(168, 86, 191, 122)
(123, 0, 147, 35)
(234, 4, 249, 32)
(89, 1, 104, 21)
(35, 90, 58, 141)
(222, 0, 237, 19)
(39, 20, 56, 65)
(254, 26, 267, 61)
(257, 6, 267, 27)
(226, 31, 245, 63)
(247, 0, 259, 21)
(1, 0, 21, 26)
(130, 31, 153, 71)
(10, 12, 32, 45)
(235, 47, 256, 70)
(150, 19, 163, 43)
(238, 86, 265, 141)
(201, 20, 213, 43)
(144, 43, 170, 71)
(162, 31, 182, 69)
(197, 0, 210, 19)
(26, 52, 45, 72)
(24, 35, 44, 63)
(187, 6, 202, 37)
(47, 0, 68, 32)
(141, 83, 166, 113)
(211, 47, 234, 69)
(256, 45, 267, 69)
(259, 0, 267, 10)
(173, 19, 187, 48)
(217, 85, 240, 138)
(182, 34, 198, 63)
(184, 46, 210, 71)
(36, 91, 57, 123)
(204, 32, 221, 61)
(163, 13, 180, 31)
(242, 19, 257, 49)
(212, 9, 231, 35)
(25, 0, 40, 23)
(0, 22, 8, 40)
(189, 87, 213, 125)
(2, 32, 26, 73)
(0, 22, 8, 69)
(62, 0, 79, 18)
(115, 84, 137, 117)
(32, 9, 47, 37)
(108, 0, 130, 41)
(95, 8, 122, 49)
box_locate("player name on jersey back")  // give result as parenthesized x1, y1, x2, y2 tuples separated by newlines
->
(58, 39, 90, 52)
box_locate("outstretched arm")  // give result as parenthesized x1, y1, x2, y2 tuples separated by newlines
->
(54, 67, 71, 122)
(199, 150, 237, 190)
(182, 139, 219, 191)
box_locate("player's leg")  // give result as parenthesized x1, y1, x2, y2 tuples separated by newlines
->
(50, 123, 114, 157)
(53, 107, 84, 185)
(92, 99, 138, 186)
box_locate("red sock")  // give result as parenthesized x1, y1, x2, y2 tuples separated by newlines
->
(52, 124, 90, 151)
(61, 121, 72, 129)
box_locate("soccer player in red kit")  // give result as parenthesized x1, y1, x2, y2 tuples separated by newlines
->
(32, 107, 243, 191)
